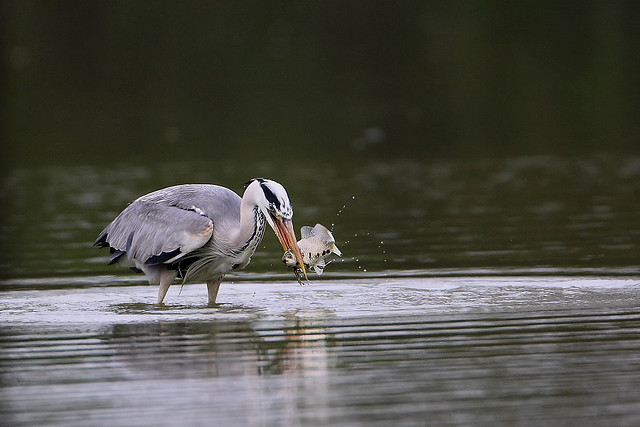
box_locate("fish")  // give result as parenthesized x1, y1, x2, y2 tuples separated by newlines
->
(282, 223, 342, 282)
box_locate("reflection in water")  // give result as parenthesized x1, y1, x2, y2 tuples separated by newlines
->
(2, 305, 640, 426)
(270, 313, 333, 375)
(106, 315, 335, 420)
(277, 313, 332, 425)
(103, 316, 335, 426)
(104, 318, 333, 380)
(0, 315, 337, 426)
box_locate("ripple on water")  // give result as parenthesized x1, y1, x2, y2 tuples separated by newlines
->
(2, 295, 640, 426)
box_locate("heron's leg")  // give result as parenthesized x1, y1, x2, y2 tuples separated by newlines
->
(157, 270, 177, 304)
(206, 277, 223, 305)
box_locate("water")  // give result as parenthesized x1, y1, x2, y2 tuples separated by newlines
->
(2, 155, 640, 426)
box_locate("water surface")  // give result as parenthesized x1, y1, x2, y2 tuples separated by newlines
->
(1, 156, 640, 426)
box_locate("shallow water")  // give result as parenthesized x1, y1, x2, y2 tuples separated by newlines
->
(2, 156, 640, 426)
(2, 275, 640, 426)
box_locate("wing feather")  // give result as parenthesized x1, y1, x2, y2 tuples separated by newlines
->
(96, 199, 214, 264)
(95, 184, 243, 266)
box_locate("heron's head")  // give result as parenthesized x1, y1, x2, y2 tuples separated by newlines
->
(245, 178, 307, 278)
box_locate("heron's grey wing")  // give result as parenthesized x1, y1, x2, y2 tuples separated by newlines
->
(95, 200, 213, 265)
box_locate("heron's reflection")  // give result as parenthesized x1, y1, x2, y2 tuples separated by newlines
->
(105, 314, 334, 422)
(106, 312, 334, 380)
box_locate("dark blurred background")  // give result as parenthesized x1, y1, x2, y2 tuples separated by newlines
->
(3, 0, 639, 168)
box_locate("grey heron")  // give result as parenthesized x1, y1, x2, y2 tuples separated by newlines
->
(94, 178, 306, 304)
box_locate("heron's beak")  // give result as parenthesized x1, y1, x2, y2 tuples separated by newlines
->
(273, 216, 307, 279)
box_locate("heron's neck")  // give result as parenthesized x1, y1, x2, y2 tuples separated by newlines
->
(233, 200, 266, 256)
